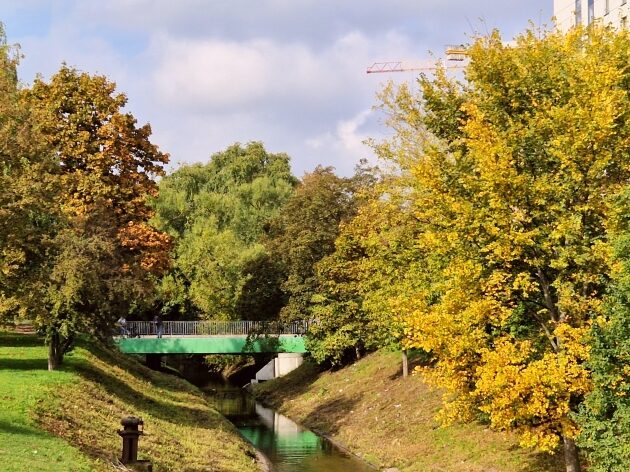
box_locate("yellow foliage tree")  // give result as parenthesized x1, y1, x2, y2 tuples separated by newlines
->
(376, 26, 630, 472)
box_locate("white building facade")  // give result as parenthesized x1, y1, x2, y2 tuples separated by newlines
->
(554, 0, 630, 31)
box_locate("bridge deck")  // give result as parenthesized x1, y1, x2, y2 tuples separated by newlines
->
(116, 321, 308, 354)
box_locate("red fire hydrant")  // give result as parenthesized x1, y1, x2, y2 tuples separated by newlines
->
(118, 416, 144, 464)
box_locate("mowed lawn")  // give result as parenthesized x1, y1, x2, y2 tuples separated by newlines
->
(0, 332, 96, 471)
(0, 331, 259, 472)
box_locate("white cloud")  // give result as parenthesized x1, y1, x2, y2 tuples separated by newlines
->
(8, 0, 552, 177)
(338, 109, 372, 155)
(150, 30, 415, 114)
(304, 109, 375, 174)
(16, 20, 131, 86)
(152, 38, 314, 111)
(143, 28, 415, 175)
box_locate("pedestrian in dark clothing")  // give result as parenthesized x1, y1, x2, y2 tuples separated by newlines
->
(153, 314, 164, 338)
(117, 316, 128, 336)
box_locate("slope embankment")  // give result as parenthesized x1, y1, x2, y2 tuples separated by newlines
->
(0, 331, 260, 472)
(252, 350, 565, 472)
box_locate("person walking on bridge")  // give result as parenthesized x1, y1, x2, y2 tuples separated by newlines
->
(117, 316, 128, 336)
(153, 314, 164, 339)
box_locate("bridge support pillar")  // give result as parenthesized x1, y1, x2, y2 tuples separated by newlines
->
(145, 354, 162, 370)
(254, 353, 304, 383)
(274, 352, 304, 377)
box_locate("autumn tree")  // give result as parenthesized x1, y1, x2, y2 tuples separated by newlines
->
(265, 166, 357, 324)
(375, 26, 630, 472)
(152, 142, 296, 320)
(307, 186, 423, 364)
(0, 33, 32, 304)
(291, 164, 428, 365)
(0, 28, 60, 327)
(24, 65, 171, 370)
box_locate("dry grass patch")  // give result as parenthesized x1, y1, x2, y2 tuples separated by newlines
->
(253, 350, 564, 472)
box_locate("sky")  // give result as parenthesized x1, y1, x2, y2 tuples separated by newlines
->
(3, 0, 552, 177)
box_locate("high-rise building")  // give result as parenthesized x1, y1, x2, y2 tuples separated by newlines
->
(554, 0, 630, 31)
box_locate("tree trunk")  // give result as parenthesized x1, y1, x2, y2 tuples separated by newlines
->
(402, 349, 409, 378)
(47, 329, 72, 371)
(48, 331, 62, 371)
(563, 435, 581, 472)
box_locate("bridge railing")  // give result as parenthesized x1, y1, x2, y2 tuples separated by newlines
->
(125, 320, 309, 337)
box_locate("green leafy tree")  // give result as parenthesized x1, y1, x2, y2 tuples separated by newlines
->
(306, 170, 432, 365)
(153, 142, 296, 320)
(577, 189, 630, 470)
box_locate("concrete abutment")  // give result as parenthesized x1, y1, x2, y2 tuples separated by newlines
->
(253, 352, 304, 383)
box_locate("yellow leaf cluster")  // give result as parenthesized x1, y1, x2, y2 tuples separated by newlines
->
(473, 332, 590, 451)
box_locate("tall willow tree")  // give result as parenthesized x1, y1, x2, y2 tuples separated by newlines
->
(376, 26, 630, 472)
(153, 142, 296, 320)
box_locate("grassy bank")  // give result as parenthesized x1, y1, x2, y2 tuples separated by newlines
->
(253, 350, 564, 472)
(0, 332, 259, 472)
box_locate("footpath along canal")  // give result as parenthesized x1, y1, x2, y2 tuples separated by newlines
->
(201, 381, 375, 472)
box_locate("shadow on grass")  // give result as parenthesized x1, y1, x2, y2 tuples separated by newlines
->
(299, 394, 363, 436)
(67, 347, 214, 428)
(516, 453, 565, 472)
(0, 420, 50, 438)
(519, 448, 566, 472)
(0, 358, 48, 370)
(0, 333, 44, 348)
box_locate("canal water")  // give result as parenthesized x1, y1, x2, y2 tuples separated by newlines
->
(203, 383, 375, 472)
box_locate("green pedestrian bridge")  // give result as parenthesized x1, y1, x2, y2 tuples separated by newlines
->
(115, 320, 308, 355)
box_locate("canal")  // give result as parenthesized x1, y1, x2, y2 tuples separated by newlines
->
(202, 382, 375, 472)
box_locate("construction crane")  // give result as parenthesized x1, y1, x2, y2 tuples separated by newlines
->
(366, 44, 467, 74)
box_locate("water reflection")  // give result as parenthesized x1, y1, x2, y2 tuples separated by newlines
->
(204, 385, 374, 472)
